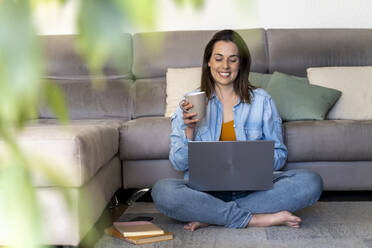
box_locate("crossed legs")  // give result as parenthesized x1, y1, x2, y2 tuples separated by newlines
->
(151, 169, 323, 231)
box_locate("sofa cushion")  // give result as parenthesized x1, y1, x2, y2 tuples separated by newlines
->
(120, 117, 171, 160)
(42, 34, 133, 79)
(39, 78, 133, 120)
(165, 67, 201, 117)
(284, 120, 372, 162)
(307, 66, 372, 120)
(1, 120, 123, 187)
(249, 72, 272, 89)
(266, 71, 341, 121)
(131, 78, 166, 118)
(267, 29, 372, 76)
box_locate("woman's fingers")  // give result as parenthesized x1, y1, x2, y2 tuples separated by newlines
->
(181, 101, 199, 127)
(181, 101, 193, 112)
(183, 112, 197, 119)
(184, 118, 199, 127)
(183, 112, 199, 127)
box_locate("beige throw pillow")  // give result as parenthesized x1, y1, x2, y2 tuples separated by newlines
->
(307, 66, 372, 120)
(165, 67, 202, 117)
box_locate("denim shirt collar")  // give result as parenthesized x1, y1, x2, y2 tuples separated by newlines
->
(210, 91, 242, 109)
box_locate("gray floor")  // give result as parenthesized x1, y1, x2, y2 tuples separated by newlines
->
(95, 201, 372, 248)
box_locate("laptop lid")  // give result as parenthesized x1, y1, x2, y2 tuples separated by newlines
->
(188, 140, 274, 191)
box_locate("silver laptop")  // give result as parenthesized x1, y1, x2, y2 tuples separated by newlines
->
(188, 140, 274, 191)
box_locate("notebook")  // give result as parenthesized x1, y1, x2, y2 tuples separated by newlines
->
(106, 226, 173, 245)
(113, 221, 164, 237)
(188, 140, 274, 191)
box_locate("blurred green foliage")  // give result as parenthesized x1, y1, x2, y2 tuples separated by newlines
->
(77, 0, 126, 88)
(175, 0, 204, 9)
(0, 0, 206, 247)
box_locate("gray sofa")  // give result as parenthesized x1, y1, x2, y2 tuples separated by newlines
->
(122, 29, 372, 190)
(1, 29, 372, 246)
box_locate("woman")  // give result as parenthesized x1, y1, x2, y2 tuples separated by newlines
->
(152, 30, 323, 231)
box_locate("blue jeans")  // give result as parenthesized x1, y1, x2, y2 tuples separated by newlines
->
(151, 169, 323, 228)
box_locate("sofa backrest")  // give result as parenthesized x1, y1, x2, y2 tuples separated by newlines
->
(39, 29, 372, 120)
(267, 29, 372, 76)
(39, 34, 133, 120)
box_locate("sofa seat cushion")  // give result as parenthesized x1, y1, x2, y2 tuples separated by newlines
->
(284, 120, 372, 162)
(120, 117, 171, 160)
(1, 119, 123, 187)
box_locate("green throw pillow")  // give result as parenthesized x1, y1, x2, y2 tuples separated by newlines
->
(249, 72, 272, 89)
(266, 71, 342, 121)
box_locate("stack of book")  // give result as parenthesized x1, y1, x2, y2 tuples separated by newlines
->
(105, 220, 173, 245)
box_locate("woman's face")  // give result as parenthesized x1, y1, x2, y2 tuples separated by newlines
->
(208, 41, 240, 87)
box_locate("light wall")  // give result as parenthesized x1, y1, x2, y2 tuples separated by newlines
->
(34, 0, 372, 35)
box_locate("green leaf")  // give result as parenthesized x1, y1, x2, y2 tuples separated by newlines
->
(191, 0, 204, 9)
(25, 152, 74, 212)
(0, 149, 41, 248)
(0, 0, 44, 128)
(44, 81, 69, 125)
(30, 0, 68, 9)
(76, 0, 125, 89)
(115, 0, 157, 29)
(174, 0, 186, 7)
(174, 0, 204, 9)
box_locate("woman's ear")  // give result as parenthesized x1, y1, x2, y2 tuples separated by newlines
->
(208, 62, 210, 67)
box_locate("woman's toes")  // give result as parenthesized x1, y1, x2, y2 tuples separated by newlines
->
(288, 221, 301, 227)
(184, 221, 209, 231)
(184, 223, 192, 230)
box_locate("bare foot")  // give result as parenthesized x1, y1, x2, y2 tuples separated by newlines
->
(184, 221, 209, 231)
(248, 211, 302, 228)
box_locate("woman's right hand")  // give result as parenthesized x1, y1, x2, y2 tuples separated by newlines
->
(181, 100, 200, 140)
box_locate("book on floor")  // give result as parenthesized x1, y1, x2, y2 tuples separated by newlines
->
(105, 226, 173, 245)
(113, 220, 164, 237)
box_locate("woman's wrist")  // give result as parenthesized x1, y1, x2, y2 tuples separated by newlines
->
(185, 127, 195, 140)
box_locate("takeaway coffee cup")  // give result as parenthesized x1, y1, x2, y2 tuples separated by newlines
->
(180, 91, 206, 120)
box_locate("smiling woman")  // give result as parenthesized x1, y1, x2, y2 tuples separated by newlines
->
(151, 29, 324, 232)
(201, 30, 256, 124)
(201, 30, 254, 105)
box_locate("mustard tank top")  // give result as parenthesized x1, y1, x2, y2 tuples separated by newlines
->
(219, 120, 237, 141)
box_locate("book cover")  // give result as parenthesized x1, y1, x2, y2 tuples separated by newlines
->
(113, 221, 164, 237)
(105, 226, 173, 245)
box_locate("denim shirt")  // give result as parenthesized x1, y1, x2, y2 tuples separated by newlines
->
(169, 88, 288, 180)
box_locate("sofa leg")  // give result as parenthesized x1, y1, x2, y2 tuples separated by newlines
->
(109, 192, 120, 209)
(125, 188, 150, 206)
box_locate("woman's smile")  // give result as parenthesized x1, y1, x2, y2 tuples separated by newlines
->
(218, 71, 231, 78)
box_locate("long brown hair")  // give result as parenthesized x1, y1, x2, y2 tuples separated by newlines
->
(201, 29, 256, 104)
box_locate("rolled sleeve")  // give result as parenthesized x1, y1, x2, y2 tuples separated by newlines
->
(169, 106, 190, 172)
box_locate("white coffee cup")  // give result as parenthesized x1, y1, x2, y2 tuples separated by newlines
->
(180, 91, 206, 120)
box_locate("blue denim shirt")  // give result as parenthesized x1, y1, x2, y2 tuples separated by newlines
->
(169, 88, 288, 180)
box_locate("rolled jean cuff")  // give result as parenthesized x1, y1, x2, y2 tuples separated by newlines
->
(239, 212, 253, 228)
